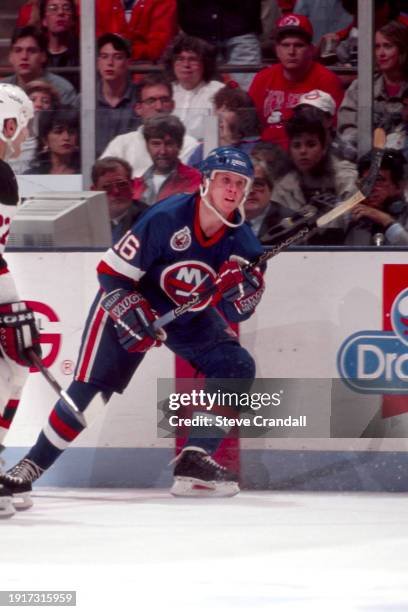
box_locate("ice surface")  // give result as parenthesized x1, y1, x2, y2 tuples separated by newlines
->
(1, 489, 408, 611)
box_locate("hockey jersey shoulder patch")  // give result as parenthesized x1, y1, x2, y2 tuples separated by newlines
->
(170, 226, 192, 252)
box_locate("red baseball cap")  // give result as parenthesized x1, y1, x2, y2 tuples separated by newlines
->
(276, 14, 314, 44)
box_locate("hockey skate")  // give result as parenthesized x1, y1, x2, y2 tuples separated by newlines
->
(170, 446, 240, 497)
(0, 458, 44, 510)
(0, 482, 14, 518)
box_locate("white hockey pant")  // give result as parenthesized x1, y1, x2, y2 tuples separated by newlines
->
(0, 349, 28, 442)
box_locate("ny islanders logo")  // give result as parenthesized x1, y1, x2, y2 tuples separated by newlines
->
(160, 261, 217, 311)
(338, 265, 408, 394)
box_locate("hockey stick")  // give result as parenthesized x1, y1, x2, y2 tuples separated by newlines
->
(27, 349, 87, 428)
(152, 128, 386, 331)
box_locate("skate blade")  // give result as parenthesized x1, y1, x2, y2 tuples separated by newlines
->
(12, 492, 33, 511)
(0, 497, 16, 518)
(171, 477, 240, 498)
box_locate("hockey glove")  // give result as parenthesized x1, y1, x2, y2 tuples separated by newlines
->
(215, 256, 265, 315)
(0, 302, 41, 366)
(102, 289, 166, 353)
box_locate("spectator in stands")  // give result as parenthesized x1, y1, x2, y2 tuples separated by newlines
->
(345, 149, 408, 246)
(259, 0, 281, 60)
(399, 0, 408, 27)
(163, 34, 224, 141)
(39, 0, 79, 69)
(95, 0, 177, 62)
(293, 88, 357, 160)
(17, 0, 80, 27)
(100, 73, 198, 178)
(293, 0, 353, 45)
(91, 156, 148, 242)
(271, 108, 357, 243)
(277, 0, 296, 11)
(251, 140, 286, 170)
(25, 78, 61, 111)
(8, 79, 61, 175)
(245, 156, 293, 243)
(177, 0, 262, 90)
(25, 107, 79, 174)
(321, 0, 401, 67)
(248, 14, 344, 149)
(188, 83, 262, 166)
(95, 33, 141, 157)
(338, 20, 408, 154)
(3, 26, 77, 107)
(18, 0, 177, 62)
(133, 115, 201, 206)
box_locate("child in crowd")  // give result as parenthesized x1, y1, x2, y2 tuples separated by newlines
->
(271, 108, 358, 244)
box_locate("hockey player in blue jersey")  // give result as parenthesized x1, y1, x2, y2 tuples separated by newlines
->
(1, 146, 266, 503)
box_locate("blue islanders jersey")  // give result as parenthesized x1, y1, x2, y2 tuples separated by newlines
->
(98, 192, 265, 323)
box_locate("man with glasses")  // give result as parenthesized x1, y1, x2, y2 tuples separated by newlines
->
(91, 156, 147, 242)
(40, 0, 79, 75)
(3, 26, 77, 107)
(101, 73, 198, 177)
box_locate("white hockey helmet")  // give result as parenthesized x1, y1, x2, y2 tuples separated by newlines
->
(0, 83, 34, 143)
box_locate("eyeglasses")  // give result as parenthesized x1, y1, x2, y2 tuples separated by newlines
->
(174, 54, 201, 66)
(100, 180, 131, 194)
(141, 96, 172, 106)
(46, 3, 73, 14)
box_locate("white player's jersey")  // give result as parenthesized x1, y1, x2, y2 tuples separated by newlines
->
(0, 159, 19, 278)
(0, 202, 17, 258)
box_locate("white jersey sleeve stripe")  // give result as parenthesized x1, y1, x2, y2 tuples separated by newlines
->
(102, 248, 145, 282)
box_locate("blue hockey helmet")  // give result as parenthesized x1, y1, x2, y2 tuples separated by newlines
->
(199, 146, 254, 228)
(199, 146, 254, 181)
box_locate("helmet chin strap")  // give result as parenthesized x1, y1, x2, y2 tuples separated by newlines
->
(200, 175, 251, 229)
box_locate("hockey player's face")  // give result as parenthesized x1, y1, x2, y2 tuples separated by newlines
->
(3, 124, 29, 159)
(289, 132, 325, 173)
(208, 171, 248, 214)
(146, 136, 180, 173)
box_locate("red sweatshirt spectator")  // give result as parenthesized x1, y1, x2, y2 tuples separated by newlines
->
(18, 0, 177, 62)
(248, 14, 344, 148)
(96, 0, 177, 61)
